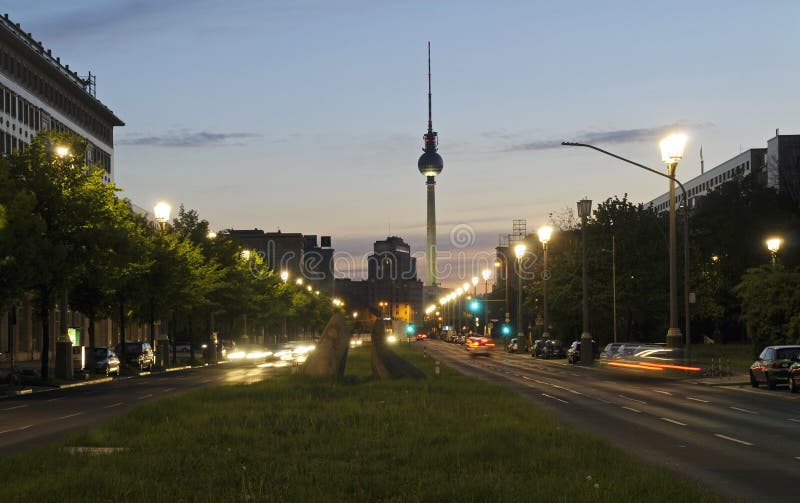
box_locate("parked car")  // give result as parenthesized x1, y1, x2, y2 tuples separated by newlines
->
(750, 345, 800, 389)
(416, 333, 428, 341)
(567, 340, 598, 364)
(507, 338, 521, 353)
(115, 341, 156, 371)
(789, 353, 800, 393)
(530, 339, 545, 357)
(91, 347, 120, 376)
(541, 339, 565, 359)
(465, 336, 494, 357)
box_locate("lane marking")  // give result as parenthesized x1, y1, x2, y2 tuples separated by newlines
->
(541, 393, 569, 404)
(103, 402, 123, 409)
(687, 397, 709, 403)
(1, 404, 30, 411)
(619, 394, 646, 404)
(594, 397, 611, 404)
(788, 418, 800, 423)
(654, 390, 673, 396)
(714, 433, 753, 446)
(729, 406, 759, 415)
(0, 424, 32, 435)
(161, 388, 176, 392)
(47, 397, 66, 402)
(622, 406, 641, 413)
(660, 417, 687, 426)
(56, 412, 83, 420)
(136, 394, 153, 400)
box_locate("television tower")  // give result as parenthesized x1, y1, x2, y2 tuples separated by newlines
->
(417, 42, 444, 287)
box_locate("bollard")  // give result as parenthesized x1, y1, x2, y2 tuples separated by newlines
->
(434, 360, 440, 376)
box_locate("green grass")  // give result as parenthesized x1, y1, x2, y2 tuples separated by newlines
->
(691, 343, 754, 371)
(0, 344, 723, 502)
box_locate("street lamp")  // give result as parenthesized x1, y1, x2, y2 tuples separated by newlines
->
(207, 230, 217, 240)
(577, 199, 593, 364)
(537, 226, 553, 342)
(660, 133, 688, 350)
(456, 288, 464, 335)
(562, 138, 691, 357)
(471, 277, 479, 332)
(154, 201, 171, 231)
(280, 270, 289, 283)
(296, 278, 304, 286)
(482, 268, 491, 336)
(766, 237, 782, 266)
(514, 243, 526, 347)
(495, 258, 510, 325)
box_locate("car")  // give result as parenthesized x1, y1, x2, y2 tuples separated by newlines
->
(465, 336, 494, 356)
(541, 339, 565, 359)
(530, 339, 545, 357)
(91, 347, 120, 376)
(750, 345, 800, 389)
(114, 341, 156, 371)
(227, 344, 274, 364)
(789, 353, 800, 393)
(416, 333, 428, 341)
(567, 340, 598, 364)
(599, 342, 623, 360)
(507, 338, 520, 353)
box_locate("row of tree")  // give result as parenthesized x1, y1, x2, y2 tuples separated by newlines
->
(0, 131, 339, 379)
(501, 174, 800, 351)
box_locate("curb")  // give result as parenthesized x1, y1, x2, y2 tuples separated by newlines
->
(58, 377, 114, 389)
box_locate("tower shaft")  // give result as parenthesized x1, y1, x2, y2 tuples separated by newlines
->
(426, 176, 437, 286)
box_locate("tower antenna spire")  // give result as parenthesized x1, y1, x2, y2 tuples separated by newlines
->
(427, 41, 433, 134)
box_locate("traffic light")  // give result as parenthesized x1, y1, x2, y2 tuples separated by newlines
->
(469, 300, 480, 313)
(406, 324, 416, 335)
(501, 324, 512, 336)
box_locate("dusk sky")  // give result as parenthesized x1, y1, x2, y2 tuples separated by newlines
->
(8, 0, 800, 285)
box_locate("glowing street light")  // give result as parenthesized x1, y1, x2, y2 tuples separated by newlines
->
(296, 278, 304, 286)
(153, 201, 171, 231)
(660, 133, 688, 350)
(55, 145, 70, 157)
(280, 270, 289, 283)
(766, 237, 783, 266)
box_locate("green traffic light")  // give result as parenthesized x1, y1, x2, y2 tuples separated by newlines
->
(406, 324, 415, 334)
(469, 300, 480, 312)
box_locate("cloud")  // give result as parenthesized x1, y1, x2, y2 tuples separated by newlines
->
(506, 122, 714, 152)
(118, 130, 262, 147)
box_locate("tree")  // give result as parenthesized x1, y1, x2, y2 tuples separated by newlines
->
(735, 265, 800, 351)
(7, 131, 119, 379)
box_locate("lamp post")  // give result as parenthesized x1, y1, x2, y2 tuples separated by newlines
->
(577, 199, 593, 363)
(482, 269, 491, 336)
(456, 288, 464, 335)
(152, 201, 172, 367)
(766, 237, 782, 266)
(495, 258, 510, 325)
(660, 134, 687, 350)
(562, 138, 691, 358)
(471, 277, 479, 332)
(514, 243, 526, 348)
(537, 226, 553, 343)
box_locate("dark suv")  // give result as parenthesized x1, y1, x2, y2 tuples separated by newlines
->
(115, 341, 156, 371)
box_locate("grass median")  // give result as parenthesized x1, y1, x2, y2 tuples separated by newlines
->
(1, 344, 722, 502)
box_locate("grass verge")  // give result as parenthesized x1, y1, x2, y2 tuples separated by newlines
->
(1, 344, 723, 502)
(691, 343, 754, 370)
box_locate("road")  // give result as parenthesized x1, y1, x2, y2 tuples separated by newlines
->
(417, 339, 800, 502)
(0, 360, 292, 457)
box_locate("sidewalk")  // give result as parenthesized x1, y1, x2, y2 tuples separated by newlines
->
(682, 372, 750, 386)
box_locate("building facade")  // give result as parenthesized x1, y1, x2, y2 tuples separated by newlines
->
(366, 236, 424, 324)
(0, 14, 126, 366)
(0, 14, 123, 182)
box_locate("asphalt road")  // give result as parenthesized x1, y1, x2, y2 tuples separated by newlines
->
(0, 360, 293, 457)
(416, 339, 800, 502)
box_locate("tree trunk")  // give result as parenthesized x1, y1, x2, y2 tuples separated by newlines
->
(149, 296, 155, 348)
(39, 294, 51, 381)
(118, 296, 126, 360)
(189, 315, 196, 365)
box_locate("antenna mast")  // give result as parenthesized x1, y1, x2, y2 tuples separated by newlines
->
(427, 41, 432, 134)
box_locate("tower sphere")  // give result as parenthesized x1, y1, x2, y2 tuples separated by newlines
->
(418, 151, 444, 177)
